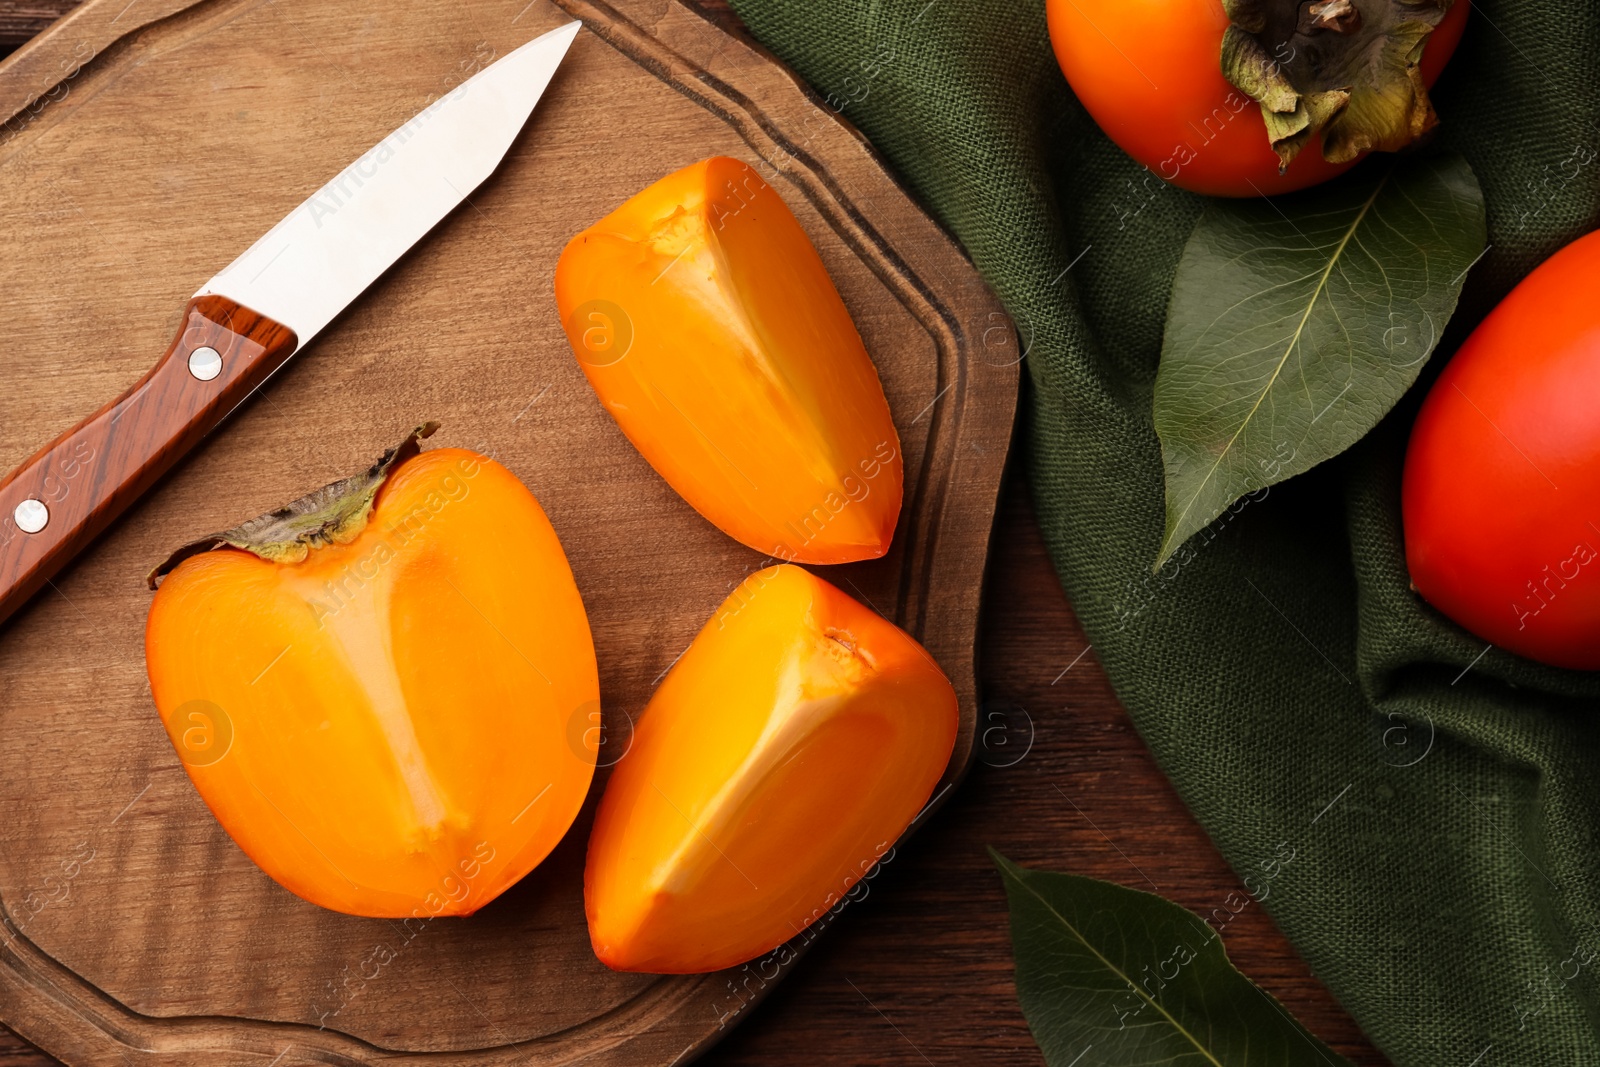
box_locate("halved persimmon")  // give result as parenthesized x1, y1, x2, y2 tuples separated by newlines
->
(555, 156, 903, 564)
(585, 564, 958, 973)
(144, 425, 598, 917)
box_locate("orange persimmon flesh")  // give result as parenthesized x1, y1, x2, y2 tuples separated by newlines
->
(585, 564, 957, 973)
(555, 156, 903, 564)
(145, 444, 598, 918)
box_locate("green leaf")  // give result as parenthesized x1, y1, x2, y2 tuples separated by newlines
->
(1153, 151, 1485, 566)
(991, 849, 1352, 1067)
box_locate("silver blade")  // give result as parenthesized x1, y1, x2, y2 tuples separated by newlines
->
(197, 20, 580, 346)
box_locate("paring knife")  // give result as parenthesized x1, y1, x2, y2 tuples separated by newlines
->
(0, 20, 581, 626)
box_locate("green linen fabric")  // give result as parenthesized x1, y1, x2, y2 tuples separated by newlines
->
(728, 0, 1600, 1061)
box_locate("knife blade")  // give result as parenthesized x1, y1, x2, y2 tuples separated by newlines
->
(0, 20, 581, 627)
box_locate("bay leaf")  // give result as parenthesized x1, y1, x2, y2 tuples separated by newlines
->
(1153, 151, 1485, 566)
(992, 849, 1351, 1067)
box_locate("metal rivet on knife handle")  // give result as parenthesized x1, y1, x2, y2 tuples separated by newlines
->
(188, 346, 223, 381)
(12, 500, 48, 535)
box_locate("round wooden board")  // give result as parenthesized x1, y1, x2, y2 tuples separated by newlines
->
(0, 0, 1017, 1063)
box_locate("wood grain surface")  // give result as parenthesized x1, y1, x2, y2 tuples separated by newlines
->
(0, 0, 1389, 1064)
(0, 0, 69, 49)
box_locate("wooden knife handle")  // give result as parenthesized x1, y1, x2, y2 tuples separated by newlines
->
(0, 296, 297, 625)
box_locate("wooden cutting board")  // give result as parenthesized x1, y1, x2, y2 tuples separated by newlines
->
(0, 0, 1017, 1063)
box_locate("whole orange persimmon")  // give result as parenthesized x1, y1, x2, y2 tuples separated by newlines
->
(585, 564, 958, 973)
(1404, 232, 1600, 670)
(555, 156, 903, 564)
(1046, 0, 1468, 197)
(145, 425, 599, 917)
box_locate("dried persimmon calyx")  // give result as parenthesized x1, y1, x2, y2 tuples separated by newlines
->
(1221, 0, 1456, 169)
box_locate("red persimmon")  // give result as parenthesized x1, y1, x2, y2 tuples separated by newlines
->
(1404, 230, 1600, 670)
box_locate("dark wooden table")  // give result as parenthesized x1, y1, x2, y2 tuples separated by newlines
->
(0, 4, 1386, 1063)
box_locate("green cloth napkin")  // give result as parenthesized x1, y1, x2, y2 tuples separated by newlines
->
(729, 0, 1600, 1061)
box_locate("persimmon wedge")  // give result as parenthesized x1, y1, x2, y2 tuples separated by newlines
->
(555, 156, 903, 564)
(144, 425, 599, 917)
(585, 564, 958, 973)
